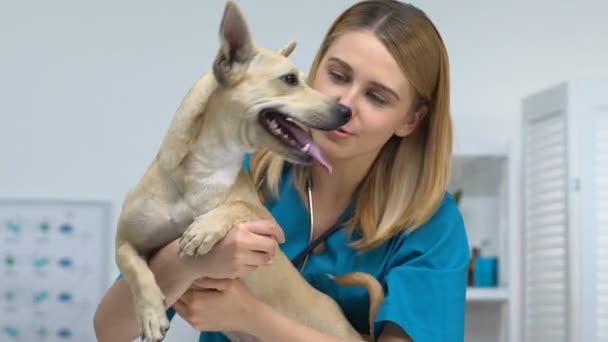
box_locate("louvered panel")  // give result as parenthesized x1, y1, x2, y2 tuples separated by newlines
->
(526, 259, 565, 274)
(525, 198, 565, 217)
(526, 212, 566, 225)
(525, 290, 566, 306)
(527, 224, 567, 241)
(526, 115, 563, 145)
(524, 110, 568, 342)
(526, 235, 566, 251)
(596, 108, 608, 340)
(526, 173, 566, 196)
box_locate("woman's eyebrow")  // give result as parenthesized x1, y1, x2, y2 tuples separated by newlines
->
(327, 57, 352, 72)
(370, 81, 400, 101)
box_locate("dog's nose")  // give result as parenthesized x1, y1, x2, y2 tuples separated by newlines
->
(336, 104, 352, 122)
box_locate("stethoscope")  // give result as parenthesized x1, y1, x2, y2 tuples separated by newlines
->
(290, 177, 343, 273)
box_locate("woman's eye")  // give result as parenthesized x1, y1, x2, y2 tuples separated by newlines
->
(367, 92, 387, 106)
(329, 71, 348, 83)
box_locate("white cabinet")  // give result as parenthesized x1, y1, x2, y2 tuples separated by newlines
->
(449, 140, 519, 342)
(521, 80, 608, 342)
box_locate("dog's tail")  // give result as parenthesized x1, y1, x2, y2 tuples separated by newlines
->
(332, 272, 385, 341)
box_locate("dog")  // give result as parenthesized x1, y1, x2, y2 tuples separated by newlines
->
(114, 1, 384, 341)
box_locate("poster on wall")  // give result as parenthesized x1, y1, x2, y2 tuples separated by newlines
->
(0, 199, 111, 341)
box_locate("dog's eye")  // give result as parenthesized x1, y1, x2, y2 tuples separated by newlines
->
(280, 73, 299, 86)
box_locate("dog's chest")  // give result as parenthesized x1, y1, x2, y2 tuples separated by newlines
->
(183, 163, 241, 209)
(185, 147, 242, 196)
(202, 167, 240, 188)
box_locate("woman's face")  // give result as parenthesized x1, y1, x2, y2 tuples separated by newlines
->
(311, 30, 422, 164)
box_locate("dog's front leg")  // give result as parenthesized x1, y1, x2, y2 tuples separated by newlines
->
(115, 240, 170, 342)
(178, 201, 257, 257)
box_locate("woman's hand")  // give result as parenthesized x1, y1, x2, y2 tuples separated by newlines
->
(176, 279, 361, 342)
(173, 277, 261, 333)
(175, 278, 370, 342)
(189, 219, 285, 280)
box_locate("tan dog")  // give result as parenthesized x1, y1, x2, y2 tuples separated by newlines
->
(114, 2, 384, 342)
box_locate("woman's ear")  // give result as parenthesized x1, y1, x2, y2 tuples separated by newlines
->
(395, 104, 428, 137)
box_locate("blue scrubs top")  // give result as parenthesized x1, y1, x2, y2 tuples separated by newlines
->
(162, 154, 470, 342)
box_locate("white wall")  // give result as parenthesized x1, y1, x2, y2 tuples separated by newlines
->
(1, 1, 607, 341)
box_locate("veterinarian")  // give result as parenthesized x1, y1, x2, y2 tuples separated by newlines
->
(94, 1, 469, 341)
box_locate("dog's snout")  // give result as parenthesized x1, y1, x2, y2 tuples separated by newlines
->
(336, 104, 352, 123)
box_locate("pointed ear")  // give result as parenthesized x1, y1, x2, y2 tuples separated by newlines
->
(395, 104, 428, 137)
(213, 1, 254, 85)
(278, 40, 297, 57)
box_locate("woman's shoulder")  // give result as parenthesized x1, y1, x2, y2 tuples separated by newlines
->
(407, 192, 465, 239)
(426, 192, 465, 231)
(373, 192, 470, 342)
(388, 192, 469, 267)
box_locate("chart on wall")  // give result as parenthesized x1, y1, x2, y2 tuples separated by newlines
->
(0, 199, 111, 342)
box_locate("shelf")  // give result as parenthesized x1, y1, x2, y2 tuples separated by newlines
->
(453, 142, 510, 157)
(466, 287, 508, 302)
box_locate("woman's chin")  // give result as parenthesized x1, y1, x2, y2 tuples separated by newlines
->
(312, 131, 349, 161)
(317, 145, 349, 165)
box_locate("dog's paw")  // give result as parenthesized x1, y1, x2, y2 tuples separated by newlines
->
(136, 295, 170, 342)
(178, 222, 226, 257)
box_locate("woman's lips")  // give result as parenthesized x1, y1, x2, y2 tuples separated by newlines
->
(327, 128, 353, 139)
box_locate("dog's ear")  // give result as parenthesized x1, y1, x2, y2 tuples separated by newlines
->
(278, 40, 297, 57)
(213, 1, 254, 85)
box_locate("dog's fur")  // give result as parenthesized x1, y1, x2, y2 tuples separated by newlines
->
(114, 2, 384, 341)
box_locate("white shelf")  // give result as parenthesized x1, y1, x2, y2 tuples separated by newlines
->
(453, 141, 510, 157)
(466, 287, 508, 302)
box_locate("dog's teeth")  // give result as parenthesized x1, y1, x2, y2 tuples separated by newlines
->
(269, 120, 278, 129)
(300, 143, 311, 152)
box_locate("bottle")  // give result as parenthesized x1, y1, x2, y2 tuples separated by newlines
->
(468, 247, 480, 286)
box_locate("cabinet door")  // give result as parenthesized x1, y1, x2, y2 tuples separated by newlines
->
(588, 99, 608, 341)
(568, 82, 608, 342)
(522, 84, 569, 342)
(594, 106, 608, 340)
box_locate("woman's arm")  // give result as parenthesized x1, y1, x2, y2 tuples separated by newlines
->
(93, 218, 283, 342)
(175, 278, 363, 342)
(244, 298, 362, 342)
(248, 300, 411, 342)
(93, 239, 198, 342)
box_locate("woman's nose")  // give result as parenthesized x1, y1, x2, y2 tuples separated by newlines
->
(335, 88, 358, 117)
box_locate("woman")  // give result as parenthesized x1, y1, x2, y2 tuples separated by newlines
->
(94, 1, 470, 341)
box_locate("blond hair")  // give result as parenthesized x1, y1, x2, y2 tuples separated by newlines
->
(250, 0, 453, 251)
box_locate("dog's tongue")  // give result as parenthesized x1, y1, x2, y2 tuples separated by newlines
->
(307, 142, 333, 174)
(288, 126, 333, 174)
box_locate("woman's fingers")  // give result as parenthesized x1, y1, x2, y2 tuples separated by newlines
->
(173, 298, 189, 315)
(244, 250, 273, 266)
(244, 230, 279, 255)
(193, 278, 234, 290)
(238, 220, 283, 260)
(244, 220, 285, 243)
(174, 291, 196, 321)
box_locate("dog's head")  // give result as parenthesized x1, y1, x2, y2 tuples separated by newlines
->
(209, 1, 351, 173)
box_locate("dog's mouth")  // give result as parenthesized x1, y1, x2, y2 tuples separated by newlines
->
(259, 109, 332, 173)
